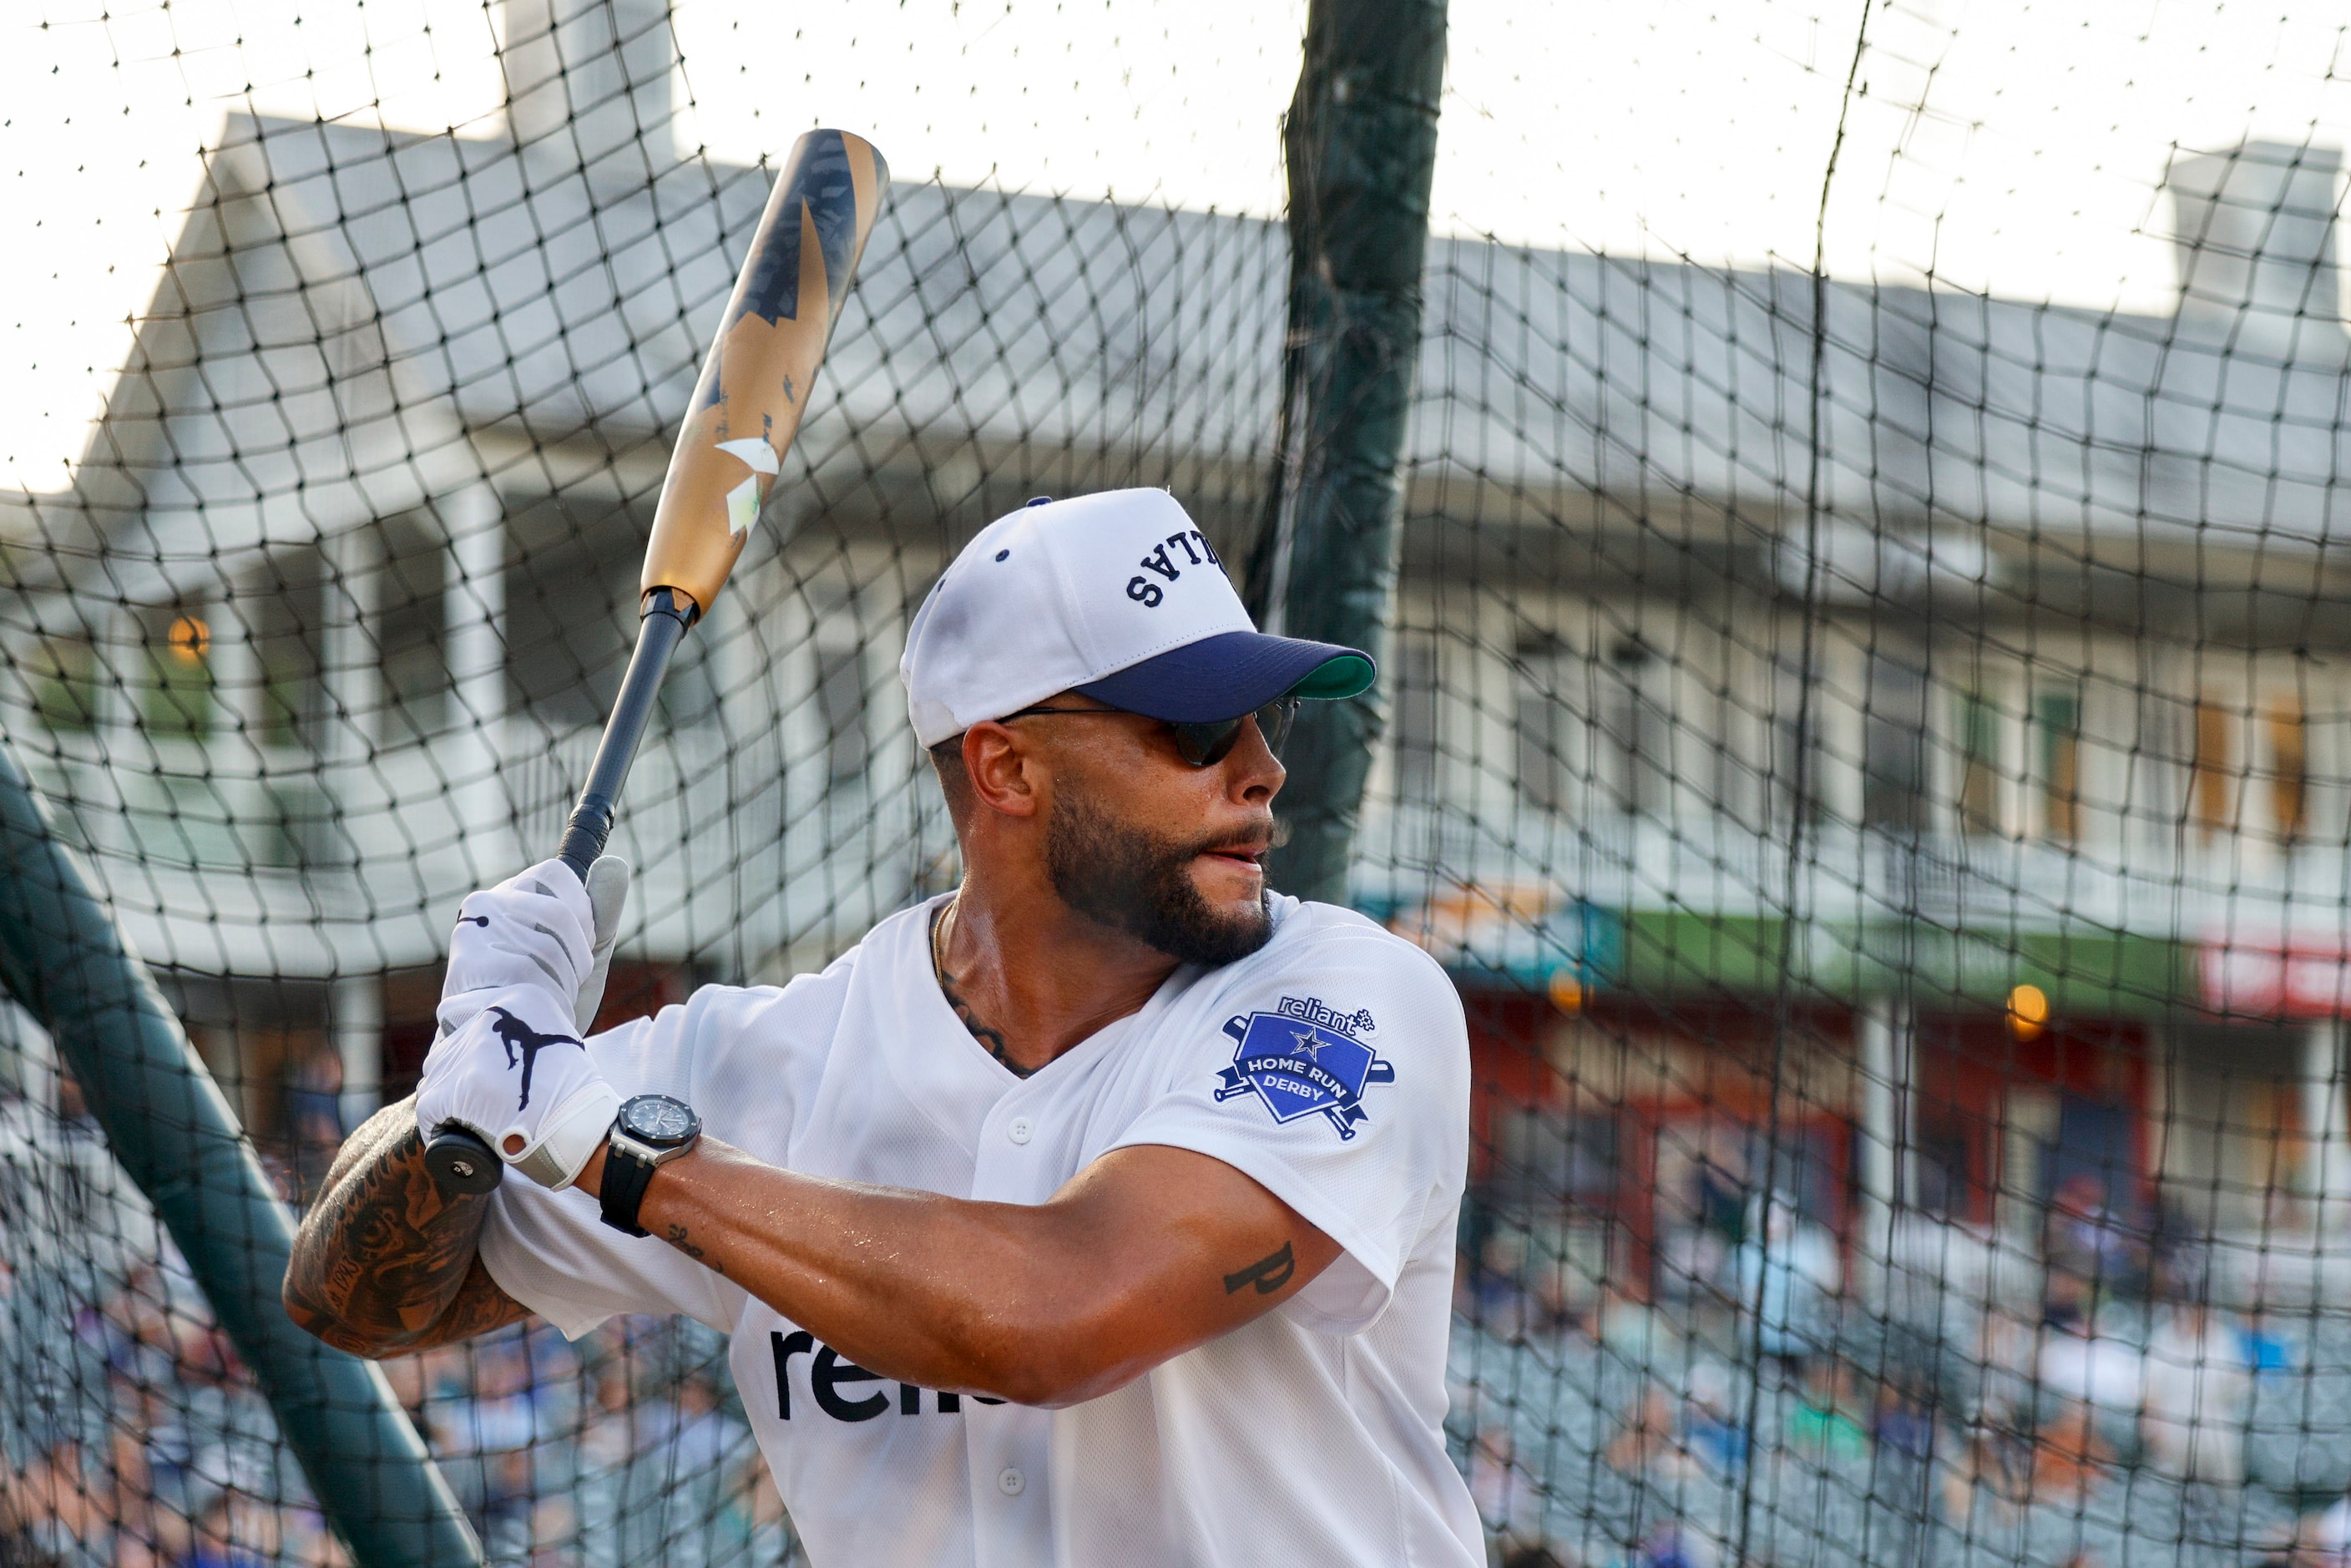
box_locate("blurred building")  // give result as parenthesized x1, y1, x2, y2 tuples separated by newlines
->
(0, 0, 1281, 1131)
(1371, 139, 2351, 1317)
(3, 0, 2349, 1318)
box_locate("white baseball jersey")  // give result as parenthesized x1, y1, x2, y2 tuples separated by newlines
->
(478, 893, 1480, 1567)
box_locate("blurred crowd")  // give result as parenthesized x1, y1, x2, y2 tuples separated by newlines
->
(0, 1235, 791, 1568)
(1452, 1176, 2351, 1568)
(0, 1086, 791, 1568)
(18, 1071, 2351, 1568)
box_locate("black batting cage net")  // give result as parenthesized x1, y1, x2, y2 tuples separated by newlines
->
(7, 2, 2351, 1565)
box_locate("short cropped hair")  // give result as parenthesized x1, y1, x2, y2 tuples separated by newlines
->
(928, 735, 973, 820)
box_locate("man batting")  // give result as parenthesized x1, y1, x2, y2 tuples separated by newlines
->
(286, 487, 1482, 1565)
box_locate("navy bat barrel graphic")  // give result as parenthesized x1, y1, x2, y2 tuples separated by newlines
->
(424, 131, 890, 1195)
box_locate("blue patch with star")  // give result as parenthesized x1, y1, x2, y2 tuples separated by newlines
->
(1214, 999, 1395, 1141)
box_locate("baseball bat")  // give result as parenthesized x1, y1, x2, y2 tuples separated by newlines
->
(426, 129, 890, 1195)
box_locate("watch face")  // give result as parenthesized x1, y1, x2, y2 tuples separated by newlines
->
(620, 1095, 699, 1146)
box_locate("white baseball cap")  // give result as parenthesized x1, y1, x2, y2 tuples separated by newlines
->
(900, 488, 1374, 748)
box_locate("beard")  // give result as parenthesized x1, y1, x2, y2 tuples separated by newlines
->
(1044, 781, 1275, 967)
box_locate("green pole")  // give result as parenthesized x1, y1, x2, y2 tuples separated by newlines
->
(1248, 0, 1448, 905)
(0, 733, 482, 1567)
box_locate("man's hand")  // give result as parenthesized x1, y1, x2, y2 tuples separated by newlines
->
(416, 986, 619, 1190)
(439, 855, 630, 1034)
(572, 854, 629, 1027)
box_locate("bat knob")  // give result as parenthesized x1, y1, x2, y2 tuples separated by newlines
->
(424, 1127, 505, 1194)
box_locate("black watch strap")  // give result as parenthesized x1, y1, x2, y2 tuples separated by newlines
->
(599, 1142, 659, 1237)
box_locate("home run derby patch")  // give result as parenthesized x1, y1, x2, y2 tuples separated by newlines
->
(1215, 995, 1395, 1141)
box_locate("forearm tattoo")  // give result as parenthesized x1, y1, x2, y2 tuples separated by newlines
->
(665, 1222, 725, 1277)
(1223, 1241, 1296, 1296)
(284, 1103, 526, 1354)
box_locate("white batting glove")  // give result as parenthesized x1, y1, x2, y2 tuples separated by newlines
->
(415, 985, 620, 1191)
(439, 855, 631, 1034)
(572, 854, 630, 1030)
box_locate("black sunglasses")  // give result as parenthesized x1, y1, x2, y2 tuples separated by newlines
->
(1003, 695, 1299, 767)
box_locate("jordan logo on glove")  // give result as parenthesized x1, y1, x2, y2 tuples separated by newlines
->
(486, 1006, 584, 1112)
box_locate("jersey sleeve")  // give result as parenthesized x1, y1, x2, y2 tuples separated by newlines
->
(477, 971, 846, 1338)
(1105, 918, 1469, 1333)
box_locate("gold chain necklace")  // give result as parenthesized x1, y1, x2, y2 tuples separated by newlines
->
(928, 893, 956, 976)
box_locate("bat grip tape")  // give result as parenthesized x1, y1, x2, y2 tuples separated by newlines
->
(556, 589, 698, 882)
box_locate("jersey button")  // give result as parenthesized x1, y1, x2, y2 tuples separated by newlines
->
(997, 1466, 1026, 1496)
(1007, 1116, 1034, 1146)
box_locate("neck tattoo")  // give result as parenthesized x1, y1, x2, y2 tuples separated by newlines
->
(930, 899, 1033, 1079)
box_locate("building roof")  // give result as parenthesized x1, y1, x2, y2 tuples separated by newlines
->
(29, 114, 2351, 608)
(42, 113, 1284, 604)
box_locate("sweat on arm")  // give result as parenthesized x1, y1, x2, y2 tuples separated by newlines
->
(584, 1136, 1343, 1408)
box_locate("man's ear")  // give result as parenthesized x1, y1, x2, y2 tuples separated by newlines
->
(962, 721, 1043, 819)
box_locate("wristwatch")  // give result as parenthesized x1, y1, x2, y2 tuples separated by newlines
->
(598, 1094, 702, 1237)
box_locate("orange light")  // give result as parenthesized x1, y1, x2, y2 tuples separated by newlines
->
(2008, 983, 2049, 1039)
(1548, 969, 1584, 1014)
(166, 615, 210, 665)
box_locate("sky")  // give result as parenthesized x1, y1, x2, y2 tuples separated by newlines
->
(3, 0, 2349, 491)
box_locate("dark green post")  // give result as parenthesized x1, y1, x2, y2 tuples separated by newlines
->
(0, 734, 481, 1567)
(1248, 0, 1448, 905)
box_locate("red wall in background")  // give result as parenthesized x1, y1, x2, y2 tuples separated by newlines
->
(1912, 1013, 2150, 1227)
(1460, 985, 2152, 1289)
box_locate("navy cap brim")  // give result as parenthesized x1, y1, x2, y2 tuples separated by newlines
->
(1073, 630, 1376, 722)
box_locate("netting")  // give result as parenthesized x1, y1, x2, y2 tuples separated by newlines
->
(10, 1, 2351, 1565)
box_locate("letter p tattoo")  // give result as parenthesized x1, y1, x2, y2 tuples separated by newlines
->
(1222, 1242, 1297, 1296)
